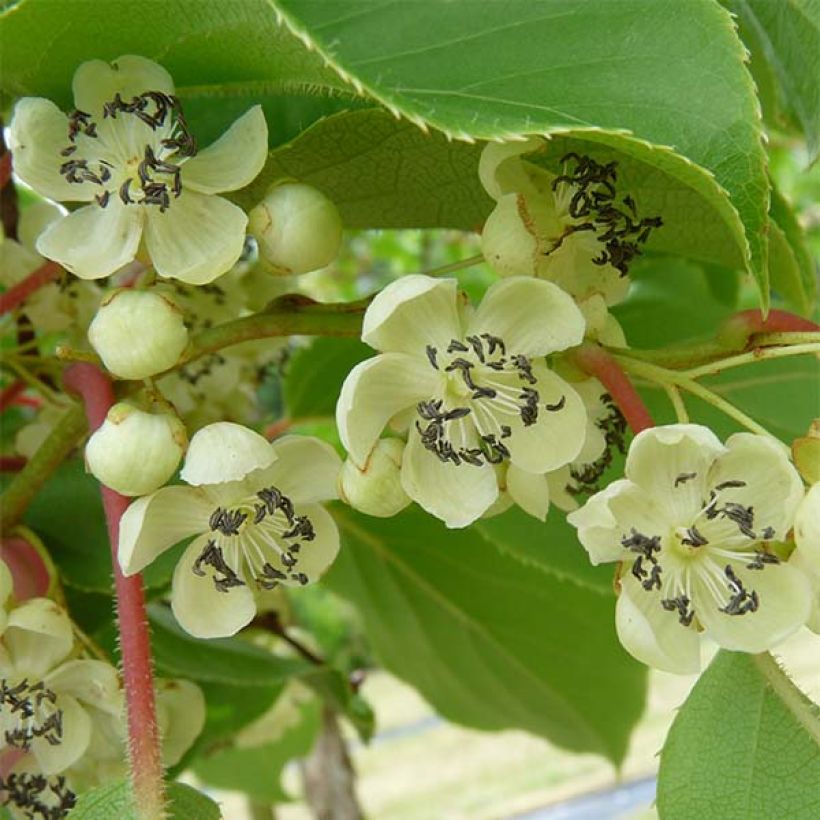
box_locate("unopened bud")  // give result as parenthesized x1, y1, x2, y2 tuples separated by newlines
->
(88, 289, 189, 379)
(249, 182, 343, 275)
(339, 438, 410, 517)
(85, 403, 187, 496)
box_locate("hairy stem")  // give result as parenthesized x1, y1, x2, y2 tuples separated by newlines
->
(0, 403, 86, 531)
(0, 261, 62, 316)
(63, 364, 166, 820)
(573, 344, 654, 433)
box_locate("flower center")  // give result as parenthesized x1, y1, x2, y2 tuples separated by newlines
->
(415, 334, 566, 467)
(193, 485, 316, 592)
(58, 90, 197, 212)
(0, 772, 76, 818)
(0, 678, 63, 750)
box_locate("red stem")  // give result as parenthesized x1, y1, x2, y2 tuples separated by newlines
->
(63, 363, 165, 818)
(573, 345, 655, 434)
(0, 261, 62, 316)
(721, 309, 820, 346)
(0, 456, 27, 472)
(0, 381, 26, 412)
(0, 153, 11, 188)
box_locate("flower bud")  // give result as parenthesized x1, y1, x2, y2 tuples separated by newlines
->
(88, 289, 189, 379)
(249, 182, 343, 275)
(85, 403, 187, 496)
(338, 438, 410, 518)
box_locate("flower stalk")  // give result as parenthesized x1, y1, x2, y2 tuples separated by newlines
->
(63, 363, 166, 820)
(0, 260, 62, 316)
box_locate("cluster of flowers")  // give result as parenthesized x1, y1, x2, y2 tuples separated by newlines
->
(4, 54, 818, 720)
(0, 559, 204, 818)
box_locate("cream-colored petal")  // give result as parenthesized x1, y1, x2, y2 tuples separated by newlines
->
(181, 422, 276, 486)
(500, 366, 587, 473)
(144, 192, 247, 285)
(72, 55, 175, 118)
(694, 561, 811, 653)
(469, 277, 585, 357)
(480, 193, 543, 278)
(507, 464, 550, 521)
(18, 200, 64, 252)
(401, 426, 498, 528)
(182, 106, 267, 194)
(625, 425, 725, 527)
(794, 484, 820, 566)
(337, 353, 439, 467)
(361, 275, 462, 356)
(118, 485, 213, 576)
(478, 137, 545, 200)
(155, 678, 205, 766)
(567, 479, 667, 565)
(32, 694, 91, 775)
(616, 575, 701, 674)
(282, 503, 340, 582)
(36, 200, 143, 280)
(546, 465, 580, 513)
(171, 535, 257, 639)
(254, 436, 341, 504)
(2, 599, 73, 677)
(0, 560, 13, 612)
(8, 98, 96, 202)
(705, 433, 804, 541)
(789, 550, 820, 634)
(45, 660, 121, 714)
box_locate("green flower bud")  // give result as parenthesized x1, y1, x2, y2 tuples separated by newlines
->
(249, 183, 343, 275)
(88, 289, 189, 379)
(85, 402, 187, 496)
(338, 438, 410, 518)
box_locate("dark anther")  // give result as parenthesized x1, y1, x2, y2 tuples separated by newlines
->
(256, 486, 295, 524)
(282, 515, 316, 542)
(209, 507, 247, 537)
(446, 339, 468, 354)
(426, 345, 439, 369)
(95, 191, 110, 208)
(465, 335, 486, 363)
(60, 145, 77, 157)
(291, 572, 309, 586)
(500, 425, 512, 439)
(544, 395, 566, 412)
(480, 333, 506, 356)
(519, 387, 540, 426)
(720, 502, 756, 538)
(714, 480, 747, 491)
(0, 772, 76, 819)
(642, 563, 662, 591)
(746, 550, 780, 570)
(281, 552, 297, 568)
(674, 472, 697, 487)
(680, 526, 708, 547)
(661, 595, 695, 626)
(720, 565, 759, 616)
(760, 526, 775, 540)
(258, 563, 287, 590)
(511, 354, 536, 385)
(443, 407, 471, 421)
(192, 540, 245, 592)
(119, 179, 133, 204)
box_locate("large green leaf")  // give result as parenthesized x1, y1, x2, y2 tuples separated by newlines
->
(68, 780, 220, 820)
(770, 185, 817, 315)
(658, 651, 820, 819)
(727, 0, 820, 161)
(273, 0, 769, 295)
(325, 505, 645, 764)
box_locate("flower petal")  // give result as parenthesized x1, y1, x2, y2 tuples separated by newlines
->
(181, 422, 276, 486)
(507, 464, 550, 521)
(337, 353, 439, 467)
(401, 425, 498, 528)
(36, 200, 143, 280)
(468, 277, 585, 357)
(118, 485, 213, 576)
(155, 678, 205, 766)
(283, 503, 339, 582)
(72, 56, 175, 118)
(3, 599, 73, 677)
(795, 484, 820, 566)
(478, 138, 545, 200)
(18, 200, 64, 253)
(625, 424, 726, 527)
(182, 106, 267, 194)
(568, 479, 667, 565)
(171, 535, 257, 639)
(144, 192, 247, 285)
(45, 660, 122, 715)
(362, 275, 462, 356)
(500, 365, 587, 473)
(8, 98, 96, 202)
(695, 561, 811, 653)
(705, 432, 804, 540)
(32, 693, 91, 775)
(616, 575, 701, 674)
(256, 436, 341, 504)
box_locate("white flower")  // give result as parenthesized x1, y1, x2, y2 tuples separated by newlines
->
(338, 438, 411, 518)
(791, 483, 820, 633)
(118, 423, 342, 639)
(337, 275, 588, 528)
(0, 598, 122, 775)
(8, 55, 268, 284)
(478, 140, 661, 306)
(568, 425, 810, 673)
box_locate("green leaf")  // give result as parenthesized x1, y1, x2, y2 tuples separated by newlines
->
(727, 0, 820, 161)
(274, 0, 769, 296)
(21, 459, 182, 594)
(769, 219, 811, 316)
(658, 651, 820, 819)
(300, 666, 375, 741)
(149, 603, 311, 686)
(193, 697, 322, 802)
(770, 185, 817, 315)
(68, 780, 220, 820)
(326, 505, 646, 764)
(236, 108, 493, 228)
(285, 336, 371, 419)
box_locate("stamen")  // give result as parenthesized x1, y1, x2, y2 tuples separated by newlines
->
(192, 540, 245, 592)
(719, 565, 759, 616)
(680, 525, 708, 547)
(544, 395, 566, 412)
(426, 345, 439, 369)
(0, 773, 76, 818)
(674, 472, 696, 487)
(661, 595, 695, 626)
(0, 679, 63, 749)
